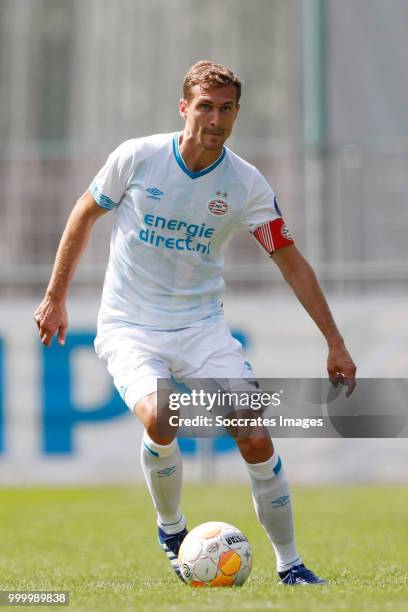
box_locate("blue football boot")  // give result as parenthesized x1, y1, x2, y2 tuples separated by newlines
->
(278, 563, 328, 586)
(158, 525, 188, 581)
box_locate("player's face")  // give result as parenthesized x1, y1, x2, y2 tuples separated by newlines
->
(179, 84, 240, 151)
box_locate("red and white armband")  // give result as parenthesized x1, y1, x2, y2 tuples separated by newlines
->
(252, 218, 294, 254)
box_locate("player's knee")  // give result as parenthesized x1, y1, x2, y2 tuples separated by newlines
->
(143, 412, 175, 446)
(144, 412, 159, 439)
(134, 393, 175, 445)
(235, 435, 273, 463)
(134, 394, 158, 432)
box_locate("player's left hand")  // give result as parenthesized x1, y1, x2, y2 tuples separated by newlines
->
(327, 341, 357, 397)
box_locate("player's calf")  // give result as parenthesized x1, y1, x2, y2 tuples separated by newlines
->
(136, 392, 187, 579)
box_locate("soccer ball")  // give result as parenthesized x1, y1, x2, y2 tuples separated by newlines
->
(178, 521, 252, 587)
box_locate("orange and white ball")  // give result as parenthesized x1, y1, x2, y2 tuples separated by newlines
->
(178, 521, 252, 587)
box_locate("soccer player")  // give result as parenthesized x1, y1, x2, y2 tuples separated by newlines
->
(34, 61, 356, 586)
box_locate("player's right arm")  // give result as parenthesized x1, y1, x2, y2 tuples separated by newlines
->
(34, 190, 108, 347)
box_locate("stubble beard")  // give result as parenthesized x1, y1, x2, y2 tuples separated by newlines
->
(201, 131, 227, 152)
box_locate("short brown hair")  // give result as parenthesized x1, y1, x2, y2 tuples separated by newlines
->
(183, 61, 242, 102)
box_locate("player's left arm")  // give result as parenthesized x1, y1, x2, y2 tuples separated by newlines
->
(272, 244, 357, 396)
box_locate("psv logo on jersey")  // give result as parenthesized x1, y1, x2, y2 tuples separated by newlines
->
(208, 199, 229, 216)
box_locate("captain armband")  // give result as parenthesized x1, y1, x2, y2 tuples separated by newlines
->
(252, 218, 294, 255)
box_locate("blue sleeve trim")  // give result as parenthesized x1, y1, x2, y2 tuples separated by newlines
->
(90, 181, 118, 210)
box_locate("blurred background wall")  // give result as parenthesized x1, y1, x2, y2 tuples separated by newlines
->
(1, 0, 407, 292)
(0, 0, 407, 483)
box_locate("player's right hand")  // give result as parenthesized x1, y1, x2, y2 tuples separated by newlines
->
(33, 296, 68, 347)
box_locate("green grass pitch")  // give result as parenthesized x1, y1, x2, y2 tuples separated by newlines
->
(0, 485, 407, 611)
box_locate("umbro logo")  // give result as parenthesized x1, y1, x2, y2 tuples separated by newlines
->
(271, 495, 290, 508)
(146, 187, 164, 201)
(156, 465, 176, 478)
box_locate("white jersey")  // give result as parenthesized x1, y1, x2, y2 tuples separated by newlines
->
(90, 132, 282, 330)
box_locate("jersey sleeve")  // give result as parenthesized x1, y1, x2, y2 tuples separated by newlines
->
(241, 169, 294, 254)
(89, 140, 135, 210)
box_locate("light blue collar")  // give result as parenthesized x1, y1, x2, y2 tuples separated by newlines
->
(172, 133, 226, 179)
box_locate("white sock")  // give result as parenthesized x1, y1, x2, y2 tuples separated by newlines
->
(246, 453, 301, 572)
(141, 431, 186, 535)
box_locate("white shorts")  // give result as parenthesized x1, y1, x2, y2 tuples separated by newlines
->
(94, 317, 255, 411)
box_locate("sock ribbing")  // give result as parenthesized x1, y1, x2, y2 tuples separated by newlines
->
(142, 431, 177, 458)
